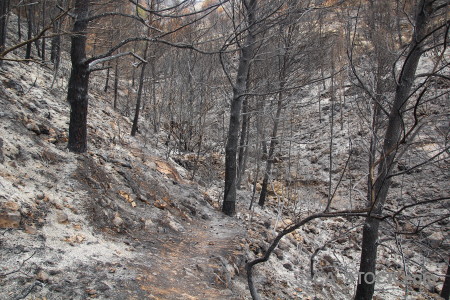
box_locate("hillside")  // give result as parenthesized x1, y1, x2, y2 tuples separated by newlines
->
(1, 2, 449, 300)
(0, 46, 448, 300)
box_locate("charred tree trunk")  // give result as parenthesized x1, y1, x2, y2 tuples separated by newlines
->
(25, 2, 33, 59)
(51, 33, 61, 66)
(104, 62, 110, 92)
(258, 91, 283, 207)
(258, 24, 290, 207)
(0, 0, 8, 66)
(355, 1, 432, 298)
(237, 94, 249, 189)
(67, 0, 90, 153)
(41, 0, 46, 61)
(222, 0, 257, 216)
(131, 42, 149, 136)
(441, 257, 450, 300)
(113, 60, 119, 110)
(17, 5, 21, 41)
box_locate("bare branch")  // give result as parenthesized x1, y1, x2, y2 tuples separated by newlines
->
(0, 10, 69, 59)
(247, 209, 371, 300)
(88, 51, 147, 71)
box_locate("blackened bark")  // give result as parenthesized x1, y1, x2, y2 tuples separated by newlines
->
(104, 62, 110, 92)
(258, 27, 289, 207)
(17, 5, 21, 41)
(355, 1, 432, 298)
(441, 257, 450, 300)
(0, 0, 8, 66)
(237, 96, 249, 189)
(131, 42, 149, 136)
(258, 92, 283, 207)
(222, 0, 257, 216)
(67, 0, 90, 153)
(41, 0, 46, 61)
(113, 60, 119, 109)
(51, 34, 61, 65)
(25, 2, 33, 59)
(50, 1, 63, 66)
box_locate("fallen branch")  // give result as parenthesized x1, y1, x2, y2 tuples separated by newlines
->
(0, 250, 36, 277)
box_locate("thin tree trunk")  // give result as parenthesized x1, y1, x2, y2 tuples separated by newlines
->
(25, 2, 33, 59)
(113, 60, 119, 109)
(258, 24, 290, 207)
(258, 90, 283, 207)
(50, 1, 62, 67)
(325, 59, 335, 212)
(104, 62, 110, 92)
(237, 96, 249, 189)
(222, 0, 257, 216)
(0, 0, 8, 66)
(151, 56, 158, 133)
(441, 257, 450, 300)
(17, 5, 21, 41)
(41, 0, 46, 61)
(355, 1, 431, 298)
(67, 0, 90, 153)
(131, 42, 149, 136)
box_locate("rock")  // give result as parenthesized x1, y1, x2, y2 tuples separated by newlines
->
(37, 123, 51, 135)
(143, 219, 154, 229)
(96, 282, 111, 292)
(161, 215, 185, 232)
(56, 211, 69, 224)
(36, 192, 45, 200)
(4, 79, 24, 95)
(304, 224, 318, 234)
(113, 215, 124, 227)
(323, 254, 334, 265)
(336, 237, 347, 244)
(154, 199, 167, 210)
(24, 224, 37, 234)
(85, 288, 97, 297)
(274, 249, 284, 260)
(36, 270, 49, 282)
(403, 249, 415, 259)
(4, 201, 20, 211)
(427, 231, 444, 248)
(0, 210, 21, 228)
(283, 263, 293, 271)
(26, 121, 41, 135)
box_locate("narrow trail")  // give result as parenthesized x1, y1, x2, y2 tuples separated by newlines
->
(117, 213, 247, 300)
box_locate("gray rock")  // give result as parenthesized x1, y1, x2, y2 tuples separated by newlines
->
(56, 211, 69, 224)
(113, 215, 124, 227)
(274, 249, 285, 260)
(427, 231, 444, 248)
(36, 270, 49, 282)
(26, 121, 41, 135)
(283, 263, 293, 271)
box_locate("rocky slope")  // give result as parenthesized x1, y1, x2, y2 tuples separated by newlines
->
(1, 20, 449, 300)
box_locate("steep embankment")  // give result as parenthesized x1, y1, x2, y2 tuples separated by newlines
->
(0, 57, 248, 299)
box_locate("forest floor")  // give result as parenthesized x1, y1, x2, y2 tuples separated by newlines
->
(0, 56, 250, 299)
(0, 27, 448, 300)
(115, 213, 246, 300)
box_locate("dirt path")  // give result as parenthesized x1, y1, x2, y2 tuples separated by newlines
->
(116, 213, 247, 300)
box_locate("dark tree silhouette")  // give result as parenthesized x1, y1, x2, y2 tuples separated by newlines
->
(0, 0, 9, 66)
(222, 0, 257, 216)
(67, 0, 90, 153)
(354, 0, 447, 298)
